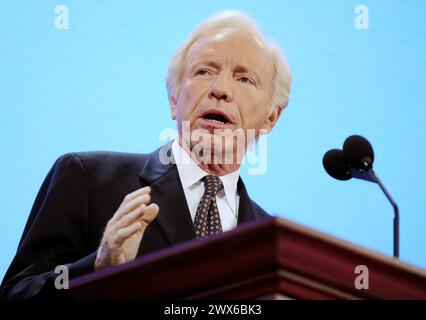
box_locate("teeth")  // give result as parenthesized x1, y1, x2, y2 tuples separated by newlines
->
(205, 118, 224, 124)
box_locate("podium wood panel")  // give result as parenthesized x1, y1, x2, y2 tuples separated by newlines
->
(69, 217, 426, 299)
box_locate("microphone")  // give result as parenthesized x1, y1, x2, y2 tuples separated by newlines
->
(322, 135, 400, 258)
(322, 149, 351, 181)
(343, 135, 374, 170)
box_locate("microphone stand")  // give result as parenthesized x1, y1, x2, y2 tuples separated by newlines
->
(350, 167, 399, 258)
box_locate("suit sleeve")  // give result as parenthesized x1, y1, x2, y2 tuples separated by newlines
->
(0, 153, 97, 300)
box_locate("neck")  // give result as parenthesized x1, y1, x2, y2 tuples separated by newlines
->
(177, 135, 242, 176)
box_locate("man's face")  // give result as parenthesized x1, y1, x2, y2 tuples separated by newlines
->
(170, 28, 280, 157)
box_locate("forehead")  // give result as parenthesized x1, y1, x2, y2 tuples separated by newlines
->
(185, 29, 273, 78)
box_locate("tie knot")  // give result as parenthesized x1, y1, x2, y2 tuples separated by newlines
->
(202, 175, 223, 196)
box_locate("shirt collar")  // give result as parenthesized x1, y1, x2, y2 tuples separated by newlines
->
(171, 139, 240, 213)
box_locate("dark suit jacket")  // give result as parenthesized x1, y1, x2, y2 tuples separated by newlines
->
(0, 143, 269, 299)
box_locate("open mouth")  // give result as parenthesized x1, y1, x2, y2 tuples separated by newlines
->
(201, 111, 232, 125)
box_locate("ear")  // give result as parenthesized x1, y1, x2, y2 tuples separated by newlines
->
(169, 96, 177, 120)
(263, 106, 283, 134)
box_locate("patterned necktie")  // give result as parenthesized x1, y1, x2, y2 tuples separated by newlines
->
(193, 175, 224, 240)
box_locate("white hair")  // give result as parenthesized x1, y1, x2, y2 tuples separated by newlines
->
(166, 10, 292, 111)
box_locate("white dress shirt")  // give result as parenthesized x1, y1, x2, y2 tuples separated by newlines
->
(171, 139, 240, 232)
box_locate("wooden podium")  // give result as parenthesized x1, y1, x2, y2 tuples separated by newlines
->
(69, 217, 426, 299)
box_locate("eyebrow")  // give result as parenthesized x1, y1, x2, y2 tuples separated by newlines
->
(233, 65, 252, 75)
(190, 60, 220, 72)
(190, 60, 261, 82)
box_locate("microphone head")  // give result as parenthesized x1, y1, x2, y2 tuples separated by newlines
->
(343, 135, 374, 170)
(323, 149, 352, 181)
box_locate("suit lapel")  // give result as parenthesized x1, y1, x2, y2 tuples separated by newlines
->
(236, 177, 260, 224)
(138, 142, 261, 245)
(139, 142, 195, 246)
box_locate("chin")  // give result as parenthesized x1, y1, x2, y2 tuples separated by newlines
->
(192, 135, 236, 164)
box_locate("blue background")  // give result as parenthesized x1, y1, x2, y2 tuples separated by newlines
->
(1, 1, 425, 280)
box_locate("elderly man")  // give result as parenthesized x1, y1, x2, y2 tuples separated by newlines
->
(0, 11, 291, 299)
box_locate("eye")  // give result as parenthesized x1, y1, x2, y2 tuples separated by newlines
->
(195, 69, 209, 76)
(238, 76, 255, 85)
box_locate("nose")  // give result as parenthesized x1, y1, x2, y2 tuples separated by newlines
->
(208, 74, 233, 102)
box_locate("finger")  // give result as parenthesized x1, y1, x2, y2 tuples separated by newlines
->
(112, 221, 142, 247)
(112, 194, 151, 222)
(113, 204, 146, 230)
(139, 203, 160, 224)
(119, 186, 151, 209)
(113, 203, 158, 232)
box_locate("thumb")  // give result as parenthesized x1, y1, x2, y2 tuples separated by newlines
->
(141, 203, 160, 224)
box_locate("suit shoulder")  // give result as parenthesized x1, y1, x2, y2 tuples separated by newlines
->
(72, 150, 147, 162)
(55, 151, 149, 174)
